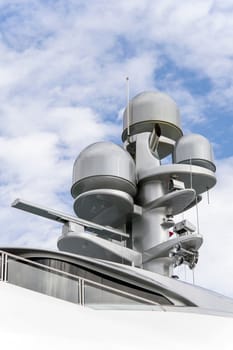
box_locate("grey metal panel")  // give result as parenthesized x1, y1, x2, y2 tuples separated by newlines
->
(57, 232, 142, 265)
(143, 189, 196, 216)
(138, 163, 216, 194)
(73, 189, 134, 227)
(72, 175, 136, 198)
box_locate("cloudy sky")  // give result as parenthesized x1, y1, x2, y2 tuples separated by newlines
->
(0, 0, 233, 297)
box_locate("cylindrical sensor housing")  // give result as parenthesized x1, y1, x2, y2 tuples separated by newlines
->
(174, 134, 216, 172)
(71, 142, 136, 227)
(122, 91, 183, 142)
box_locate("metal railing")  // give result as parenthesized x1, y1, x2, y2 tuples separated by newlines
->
(0, 250, 162, 310)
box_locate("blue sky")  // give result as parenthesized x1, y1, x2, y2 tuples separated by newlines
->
(0, 0, 233, 296)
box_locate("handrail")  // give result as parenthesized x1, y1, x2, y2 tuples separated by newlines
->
(0, 250, 82, 282)
(0, 251, 5, 281)
(0, 250, 161, 308)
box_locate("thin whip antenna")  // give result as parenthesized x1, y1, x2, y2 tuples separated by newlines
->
(207, 187, 210, 204)
(190, 157, 200, 234)
(126, 77, 130, 140)
(189, 157, 193, 189)
(195, 195, 200, 234)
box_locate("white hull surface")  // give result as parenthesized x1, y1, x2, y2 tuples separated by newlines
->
(0, 282, 232, 350)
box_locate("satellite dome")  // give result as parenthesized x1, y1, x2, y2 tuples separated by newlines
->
(71, 142, 136, 227)
(174, 134, 216, 172)
(71, 142, 136, 197)
(122, 91, 182, 142)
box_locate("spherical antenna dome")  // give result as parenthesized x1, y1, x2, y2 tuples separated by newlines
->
(174, 134, 216, 172)
(71, 141, 136, 227)
(71, 141, 136, 197)
(122, 91, 182, 142)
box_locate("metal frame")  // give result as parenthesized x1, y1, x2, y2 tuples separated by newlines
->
(0, 250, 160, 308)
(0, 253, 8, 282)
(0, 253, 4, 281)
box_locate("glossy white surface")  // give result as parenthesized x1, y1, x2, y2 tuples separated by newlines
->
(0, 282, 233, 350)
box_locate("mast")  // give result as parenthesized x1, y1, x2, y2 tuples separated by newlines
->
(12, 90, 216, 277)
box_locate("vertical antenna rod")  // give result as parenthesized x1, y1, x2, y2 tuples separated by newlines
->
(189, 157, 193, 189)
(207, 187, 210, 204)
(126, 77, 130, 140)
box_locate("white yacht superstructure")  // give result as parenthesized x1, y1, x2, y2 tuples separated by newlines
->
(1, 90, 233, 349)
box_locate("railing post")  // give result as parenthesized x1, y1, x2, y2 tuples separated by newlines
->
(82, 280, 85, 306)
(78, 279, 85, 306)
(4, 254, 8, 282)
(80, 278, 85, 306)
(0, 252, 8, 282)
(0, 252, 3, 281)
(78, 278, 82, 305)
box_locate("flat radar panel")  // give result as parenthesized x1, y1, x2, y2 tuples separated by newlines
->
(11, 199, 129, 241)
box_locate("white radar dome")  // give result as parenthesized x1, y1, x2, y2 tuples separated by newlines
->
(71, 142, 136, 227)
(174, 134, 216, 172)
(122, 91, 183, 142)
